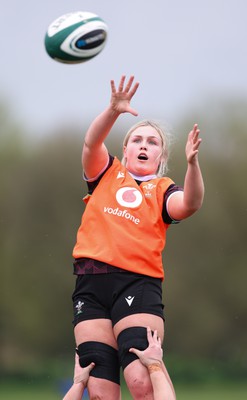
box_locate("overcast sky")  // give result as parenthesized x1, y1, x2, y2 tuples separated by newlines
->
(1, 0, 247, 135)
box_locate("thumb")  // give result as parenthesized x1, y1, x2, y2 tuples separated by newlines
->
(129, 347, 141, 357)
(127, 106, 138, 117)
(88, 362, 95, 372)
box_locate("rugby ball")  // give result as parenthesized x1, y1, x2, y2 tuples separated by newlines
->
(44, 11, 108, 64)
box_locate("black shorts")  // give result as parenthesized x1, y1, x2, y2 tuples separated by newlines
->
(72, 271, 165, 327)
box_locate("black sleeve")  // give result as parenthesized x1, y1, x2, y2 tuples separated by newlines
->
(162, 184, 184, 224)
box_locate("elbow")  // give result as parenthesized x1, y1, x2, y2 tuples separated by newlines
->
(182, 193, 204, 217)
(196, 190, 205, 211)
(186, 197, 204, 216)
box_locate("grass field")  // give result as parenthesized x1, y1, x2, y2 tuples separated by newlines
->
(1, 382, 247, 400)
(175, 383, 247, 400)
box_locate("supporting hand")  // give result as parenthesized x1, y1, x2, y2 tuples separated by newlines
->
(73, 353, 95, 384)
(129, 326, 163, 367)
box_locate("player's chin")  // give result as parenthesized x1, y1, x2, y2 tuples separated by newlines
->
(135, 165, 153, 176)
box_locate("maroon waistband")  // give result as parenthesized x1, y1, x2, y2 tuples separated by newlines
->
(73, 258, 127, 275)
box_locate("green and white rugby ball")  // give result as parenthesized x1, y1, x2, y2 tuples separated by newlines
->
(44, 11, 108, 64)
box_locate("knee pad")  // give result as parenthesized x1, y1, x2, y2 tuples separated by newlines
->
(117, 326, 149, 370)
(76, 341, 120, 384)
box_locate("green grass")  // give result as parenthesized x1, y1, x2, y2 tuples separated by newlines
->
(175, 383, 247, 400)
(123, 383, 247, 400)
(0, 384, 59, 400)
(1, 382, 247, 400)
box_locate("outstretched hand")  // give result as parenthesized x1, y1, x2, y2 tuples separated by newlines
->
(110, 75, 139, 116)
(129, 326, 163, 367)
(73, 353, 95, 384)
(185, 124, 202, 164)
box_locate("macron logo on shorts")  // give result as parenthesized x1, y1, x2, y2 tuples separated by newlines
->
(125, 296, 135, 306)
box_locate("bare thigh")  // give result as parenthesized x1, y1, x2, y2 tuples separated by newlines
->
(74, 318, 118, 348)
(113, 313, 164, 340)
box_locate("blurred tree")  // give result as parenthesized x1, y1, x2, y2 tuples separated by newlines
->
(164, 99, 247, 368)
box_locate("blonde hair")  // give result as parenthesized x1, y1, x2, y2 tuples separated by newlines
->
(122, 120, 171, 177)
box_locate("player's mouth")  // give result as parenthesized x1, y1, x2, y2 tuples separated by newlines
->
(138, 153, 148, 161)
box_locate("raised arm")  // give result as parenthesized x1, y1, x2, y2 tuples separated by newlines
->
(82, 75, 139, 180)
(167, 124, 204, 221)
